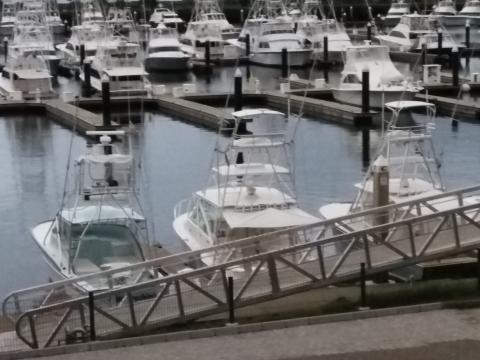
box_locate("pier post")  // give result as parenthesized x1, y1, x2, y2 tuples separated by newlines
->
(3, 37, 7, 63)
(366, 22, 372, 41)
(64, 20, 69, 35)
(281, 48, 288, 79)
(101, 75, 111, 128)
(234, 69, 243, 111)
(465, 20, 471, 49)
(477, 249, 480, 290)
(240, 9, 244, 23)
(245, 34, 250, 57)
(205, 41, 211, 69)
(421, 43, 427, 65)
(323, 36, 329, 64)
(437, 29, 443, 54)
(362, 128, 370, 167)
(79, 44, 85, 67)
(88, 292, 96, 341)
(349, 6, 353, 21)
(82, 60, 91, 98)
(227, 276, 236, 325)
(451, 47, 459, 87)
(359, 262, 368, 309)
(362, 69, 370, 113)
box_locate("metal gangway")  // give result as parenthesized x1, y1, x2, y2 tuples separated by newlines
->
(5, 184, 480, 349)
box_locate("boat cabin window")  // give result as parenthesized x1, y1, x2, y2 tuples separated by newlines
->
(390, 30, 407, 38)
(259, 42, 270, 48)
(195, 41, 220, 47)
(71, 224, 143, 274)
(149, 46, 180, 53)
(343, 74, 361, 84)
(181, 39, 192, 46)
(313, 41, 321, 48)
(111, 75, 142, 82)
(66, 43, 74, 51)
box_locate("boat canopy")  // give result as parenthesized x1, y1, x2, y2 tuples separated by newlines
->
(385, 100, 436, 110)
(232, 109, 284, 119)
(223, 207, 319, 229)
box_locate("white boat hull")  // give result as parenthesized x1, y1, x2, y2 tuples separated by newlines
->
(332, 88, 417, 108)
(250, 49, 312, 67)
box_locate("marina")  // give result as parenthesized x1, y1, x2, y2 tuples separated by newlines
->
(1, 0, 480, 356)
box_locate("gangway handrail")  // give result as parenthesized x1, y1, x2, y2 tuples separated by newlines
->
(12, 194, 480, 348)
(4, 183, 480, 317)
(16, 200, 480, 315)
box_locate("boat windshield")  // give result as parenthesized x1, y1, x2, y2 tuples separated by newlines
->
(71, 223, 143, 274)
(149, 46, 181, 52)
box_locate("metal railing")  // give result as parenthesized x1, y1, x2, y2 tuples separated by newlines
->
(6, 184, 480, 348)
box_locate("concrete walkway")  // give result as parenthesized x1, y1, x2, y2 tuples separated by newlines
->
(19, 307, 480, 360)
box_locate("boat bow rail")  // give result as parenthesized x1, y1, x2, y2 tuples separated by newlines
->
(6, 184, 480, 348)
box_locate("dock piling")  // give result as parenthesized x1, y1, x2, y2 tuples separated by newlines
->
(451, 47, 459, 87)
(281, 48, 288, 79)
(234, 69, 243, 111)
(349, 6, 353, 21)
(245, 34, 250, 57)
(465, 20, 471, 49)
(477, 249, 480, 290)
(79, 44, 85, 67)
(362, 69, 370, 113)
(421, 43, 427, 65)
(82, 60, 91, 98)
(360, 262, 368, 309)
(205, 41, 211, 69)
(101, 76, 111, 128)
(367, 22, 372, 41)
(88, 292, 96, 341)
(437, 29, 443, 53)
(323, 36, 329, 64)
(227, 276, 236, 325)
(3, 37, 7, 63)
(362, 128, 370, 167)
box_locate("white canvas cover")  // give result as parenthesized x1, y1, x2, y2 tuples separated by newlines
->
(223, 207, 320, 229)
(60, 205, 144, 224)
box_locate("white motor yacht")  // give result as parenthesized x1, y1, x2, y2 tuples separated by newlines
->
(0, 47, 53, 98)
(332, 45, 420, 108)
(377, 14, 462, 53)
(32, 131, 153, 292)
(145, 25, 191, 71)
(22, 0, 64, 34)
(149, 6, 185, 30)
(180, 21, 224, 61)
(173, 109, 320, 265)
(80, 36, 149, 96)
(383, 0, 410, 27)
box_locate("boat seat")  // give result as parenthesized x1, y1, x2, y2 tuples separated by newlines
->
(73, 258, 101, 275)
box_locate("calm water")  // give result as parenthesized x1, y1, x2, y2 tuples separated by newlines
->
(0, 107, 479, 297)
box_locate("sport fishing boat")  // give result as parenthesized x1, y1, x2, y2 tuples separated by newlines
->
(145, 25, 191, 71)
(383, 0, 410, 27)
(22, 0, 64, 34)
(431, 0, 467, 27)
(458, 0, 480, 26)
(149, 4, 184, 30)
(173, 108, 320, 265)
(193, 0, 239, 40)
(32, 131, 152, 292)
(320, 101, 445, 229)
(10, 9, 60, 76)
(296, 0, 352, 63)
(332, 45, 420, 108)
(0, 0, 19, 35)
(180, 20, 224, 61)
(80, 36, 149, 95)
(377, 13, 462, 53)
(0, 45, 54, 98)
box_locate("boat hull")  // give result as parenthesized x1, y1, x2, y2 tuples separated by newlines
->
(250, 50, 312, 67)
(145, 56, 190, 71)
(312, 49, 345, 63)
(332, 88, 417, 108)
(436, 15, 470, 27)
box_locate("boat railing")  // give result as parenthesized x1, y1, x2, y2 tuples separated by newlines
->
(174, 197, 193, 219)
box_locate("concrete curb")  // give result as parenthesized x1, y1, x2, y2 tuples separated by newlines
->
(3, 299, 475, 360)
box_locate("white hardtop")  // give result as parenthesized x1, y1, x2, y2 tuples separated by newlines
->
(198, 186, 296, 208)
(385, 100, 436, 110)
(14, 69, 52, 79)
(223, 207, 319, 229)
(232, 108, 285, 118)
(80, 153, 133, 164)
(103, 67, 147, 76)
(60, 205, 144, 225)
